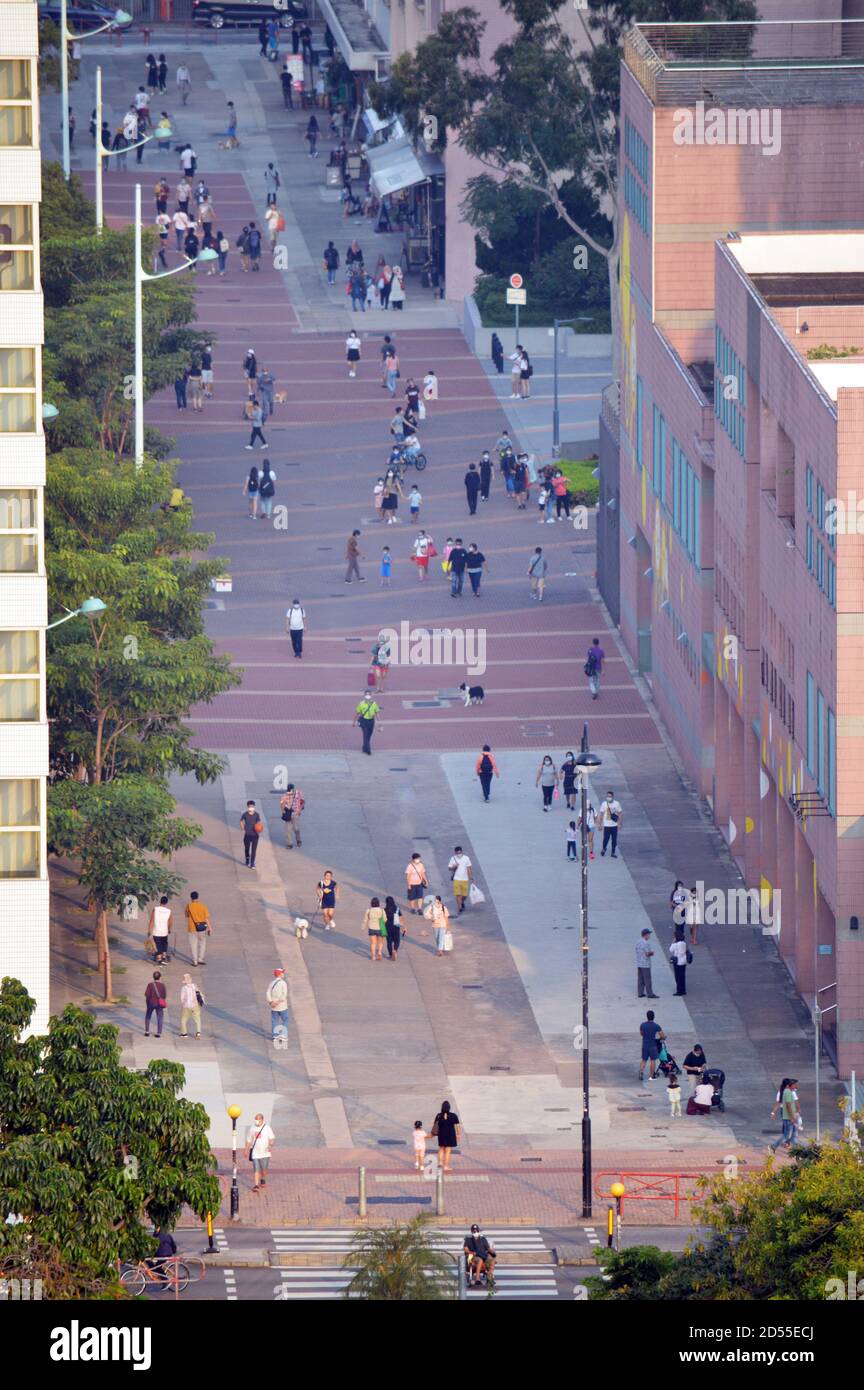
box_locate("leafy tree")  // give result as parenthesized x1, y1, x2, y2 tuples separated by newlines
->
(343, 1216, 458, 1300)
(0, 979, 219, 1296)
(38, 18, 80, 92)
(48, 776, 201, 1001)
(40, 164, 94, 241)
(45, 450, 239, 786)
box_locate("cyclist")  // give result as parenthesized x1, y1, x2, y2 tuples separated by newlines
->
(463, 1224, 496, 1287)
(148, 1227, 177, 1286)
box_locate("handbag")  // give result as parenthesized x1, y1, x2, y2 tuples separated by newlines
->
(248, 1125, 265, 1162)
(441, 559, 451, 573)
(378, 915, 388, 937)
(281, 806, 293, 821)
(686, 949, 694, 965)
(195, 989, 204, 1007)
(430, 1118, 439, 1138)
(427, 543, 438, 558)
(443, 930, 454, 952)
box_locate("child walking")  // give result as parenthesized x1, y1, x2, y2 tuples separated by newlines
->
(566, 821, 578, 860)
(413, 1120, 427, 1171)
(667, 1074, 682, 1117)
(408, 484, 422, 522)
(380, 546, 392, 588)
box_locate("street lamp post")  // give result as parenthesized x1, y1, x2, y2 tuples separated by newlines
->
(575, 739, 602, 1219)
(95, 67, 152, 233)
(133, 183, 218, 466)
(60, 1, 132, 182)
(46, 596, 106, 631)
(227, 1104, 242, 1221)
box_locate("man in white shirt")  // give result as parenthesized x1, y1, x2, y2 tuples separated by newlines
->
(172, 207, 190, 251)
(448, 846, 473, 915)
(176, 63, 191, 105)
(670, 935, 689, 996)
(246, 1113, 275, 1192)
(598, 792, 623, 858)
(180, 144, 197, 176)
(285, 599, 306, 658)
(266, 968, 289, 1041)
(509, 347, 523, 399)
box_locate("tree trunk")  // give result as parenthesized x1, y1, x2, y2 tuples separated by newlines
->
(96, 905, 114, 1002)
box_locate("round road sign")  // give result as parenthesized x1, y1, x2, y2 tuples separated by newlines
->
(509, 273, 523, 289)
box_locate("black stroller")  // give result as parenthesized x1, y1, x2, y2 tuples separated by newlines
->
(703, 1067, 726, 1112)
(657, 1047, 681, 1079)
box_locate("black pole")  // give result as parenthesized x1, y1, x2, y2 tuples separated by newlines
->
(581, 773, 592, 1219)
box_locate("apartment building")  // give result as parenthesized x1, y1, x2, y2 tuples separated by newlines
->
(600, 18, 864, 1073)
(0, 0, 48, 1033)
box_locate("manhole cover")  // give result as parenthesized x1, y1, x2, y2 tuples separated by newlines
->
(520, 1157, 543, 1163)
(616, 1106, 646, 1113)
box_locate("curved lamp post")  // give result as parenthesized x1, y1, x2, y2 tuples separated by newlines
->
(61, 0, 131, 180)
(47, 595, 107, 631)
(95, 65, 152, 233)
(575, 742, 602, 1218)
(134, 182, 218, 468)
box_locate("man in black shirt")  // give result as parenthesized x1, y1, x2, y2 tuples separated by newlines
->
(240, 800, 261, 868)
(464, 463, 481, 515)
(639, 1009, 664, 1081)
(448, 538, 467, 597)
(479, 451, 492, 501)
(465, 543, 487, 596)
(463, 1225, 496, 1285)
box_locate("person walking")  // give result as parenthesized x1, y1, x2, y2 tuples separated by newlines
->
(224, 100, 239, 148)
(585, 636, 605, 699)
(379, 335, 396, 385)
(428, 895, 451, 957)
(670, 879, 688, 926)
(518, 347, 532, 398)
(682, 1044, 707, 1092)
(598, 791, 623, 857)
(144, 970, 167, 1037)
(685, 885, 702, 946)
(264, 161, 281, 204)
(528, 547, 547, 601)
(247, 1114, 275, 1192)
(257, 367, 275, 420)
(184, 890, 212, 967)
(448, 538, 467, 597)
(475, 744, 499, 801)
(172, 206, 189, 251)
(183, 226, 200, 267)
(670, 929, 690, 996)
(285, 599, 306, 658)
(636, 928, 658, 999)
(345, 328, 361, 377)
(198, 195, 215, 244)
(560, 752, 579, 810)
(349, 266, 367, 312)
(405, 853, 428, 915)
(382, 471, 404, 525)
(639, 1010, 664, 1081)
(259, 459, 276, 518)
(174, 368, 188, 411)
(323, 239, 340, 284)
(566, 820, 578, 860)
(535, 755, 559, 810)
(179, 973, 202, 1038)
(479, 450, 493, 502)
(158, 53, 168, 93)
(465, 543, 486, 596)
(236, 225, 251, 272)
(176, 176, 191, 213)
(370, 631, 391, 692)
(353, 693, 379, 754)
(281, 62, 294, 108)
(345, 529, 365, 582)
(432, 1100, 461, 1171)
(513, 455, 529, 509)
(413, 1120, 428, 1171)
(668, 1074, 682, 1117)
(246, 400, 267, 450)
(187, 360, 203, 412)
(385, 348, 400, 396)
(509, 346, 524, 399)
(176, 62, 192, 105)
(266, 969, 289, 1041)
(147, 895, 172, 964)
(306, 113, 319, 157)
(423, 368, 438, 403)
(770, 1078, 801, 1151)
(242, 347, 257, 393)
(576, 797, 596, 858)
(242, 465, 259, 520)
(246, 221, 262, 270)
(201, 345, 215, 398)
(279, 783, 304, 848)
(380, 545, 392, 587)
(240, 800, 262, 868)
(447, 846, 473, 915)
(411, 530, 432, 582)
(389, 265, 405, 310)
(316, 870, 339, 930)
(464, 463, 481, 516)
(383, 895, 402, 962)
(216, 228, 230, 275)
(362, 898, 386, 961)
(378, 265, 392, 309)
(408, 484, 422, 522)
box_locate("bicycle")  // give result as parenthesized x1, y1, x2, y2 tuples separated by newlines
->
(119, 1256, 191, 1295)
(389, 442, 427, 476)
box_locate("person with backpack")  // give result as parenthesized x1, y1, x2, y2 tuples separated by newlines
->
(259, 459, 276, 517)
(236, 224, 250, 272)
(242, 464, 259, 519)
(475, 744, 500, 802)
(179, 973, 202, 1038)
(527, 547, 547, 601)
(247, 221, 262, 271)
(323, 240, 340, 285)
(353, 692, 380, 754)
(264, 162, 281, 205)
(285, 600, 306, 659)
(585, 636, 605, 699)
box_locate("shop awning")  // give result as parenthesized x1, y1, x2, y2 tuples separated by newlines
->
(367, 138, 444, 198)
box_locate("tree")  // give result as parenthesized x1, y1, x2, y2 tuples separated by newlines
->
(343, 1216, 458, 1300)
(46, 450, 240, 786)
(0, 979, 220, 1297)
(47, 777, 201, 1001)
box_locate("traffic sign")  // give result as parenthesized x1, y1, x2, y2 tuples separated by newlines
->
(509, 273, 523, 289)
(506, 288, 527, 306)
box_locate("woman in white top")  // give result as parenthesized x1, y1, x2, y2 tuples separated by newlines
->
(509, 346, 524, 399)
(148, 895, 172, 963)
(346, 330, 361, 378)
(246, 1113, 275, 1191)
(389, 265, 405, 309)
(179, 973, 201, 1037)
(576, 801, 596, 858)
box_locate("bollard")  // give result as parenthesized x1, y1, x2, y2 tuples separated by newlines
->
(436, 1168, 444, 1217)
(606, 1204, 614, 1248)
(206, 1210, 215, 1253)
(358, 1165, 367, 1218)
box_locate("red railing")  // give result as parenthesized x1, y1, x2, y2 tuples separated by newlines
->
(594, 1171, 704, 1219)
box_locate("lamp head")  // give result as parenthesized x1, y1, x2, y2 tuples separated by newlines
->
(575, 751, 602, 769)
(42, 402, 59, 422)
(197, 247, 219, 264)
(610, 1181, 625, 1198)
(227, 1104, 242, 1120)
(79, 596, 106, 615)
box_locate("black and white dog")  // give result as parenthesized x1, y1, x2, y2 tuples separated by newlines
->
(459, 682, 485, 706)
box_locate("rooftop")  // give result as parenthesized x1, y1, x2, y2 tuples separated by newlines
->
(624, 19, 864, 105)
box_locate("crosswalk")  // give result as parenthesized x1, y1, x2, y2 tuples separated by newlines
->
(269, 1228, 558, 1300)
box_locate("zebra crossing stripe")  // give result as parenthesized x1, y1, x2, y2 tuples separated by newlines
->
(273, 1267, 559, 1301)
(223, 1269, 238, 1302)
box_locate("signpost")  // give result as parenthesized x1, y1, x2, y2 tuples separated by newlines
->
(507, 273, 525, 349)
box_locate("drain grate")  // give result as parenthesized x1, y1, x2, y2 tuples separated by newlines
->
(521, 724, 554, 737)
(520, 1157, 543, 1163)
(377, 1138, 406, 1146)
(404, 699, 446, 709)
(462, 984, 484, 990)
(388, 767, 408, 772)
(316, 546, 333, 551)
(489, 1065, 511, 1072)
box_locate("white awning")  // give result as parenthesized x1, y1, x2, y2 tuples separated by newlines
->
(367, 138, 444, 198)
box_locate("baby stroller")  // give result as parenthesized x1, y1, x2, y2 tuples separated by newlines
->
(703, 1067, 726, 1112)
(656, 1040, 681, 1078)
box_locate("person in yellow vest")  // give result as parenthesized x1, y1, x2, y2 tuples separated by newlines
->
(184, 890, 212, 966)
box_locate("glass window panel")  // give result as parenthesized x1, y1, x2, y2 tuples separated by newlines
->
(0, 777, 38, 825)
(827, 708, 836, 816)
(0, 680, 38, 720)
(806, 673, 815, 775)
(0, 535, 37, 572)
(0, 830, 39, 877)
(0, 206, 32, 246)
(0, 630, 38, 673)
(0, 250, 34, 290)
(0, 349, 34, 388)
(0, 394, 36, 431)
(0, 61, 31, 101)
(0, 106, 32, 147)
(0, 489, 37, 530)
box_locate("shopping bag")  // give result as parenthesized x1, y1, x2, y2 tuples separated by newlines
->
(468, 882, 485, 906)
(418, 398, 426, 419)
(443, 930, 454, 952)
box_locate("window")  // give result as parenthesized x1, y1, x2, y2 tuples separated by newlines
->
(673, 441, 681, 532)
(816, 483, 825, 530)
(0, 348, 36, 432)
(805, 466, 813, 515)
(806, 673, 815, 776)
(0, 205, 35, 292)
(0, 778, 40, 877)
(827, 707, 836, 816)
(0, 630, 39, 721)
(817, 691, 826, 796)
(652, 406, 665, 496)
(806, 524, 813, 572)
(0, 489, 38, 572)
(635, 376, 643, 469)
(827, 558, 836, 609)
(692, 474, 700, 566)
(0, 61, 33, 148)
(659, 416, 667, 507)
(714, 326, 745, 457)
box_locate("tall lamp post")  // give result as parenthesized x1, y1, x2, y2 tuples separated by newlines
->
(227, 1104, 242, 1221)
(60, 0, 131, 181)
(576, 738, 602, 1219)
(94, 66, 151, 233)
(133, 183, 218, 467)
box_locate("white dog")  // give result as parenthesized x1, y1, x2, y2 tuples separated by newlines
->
(294, 916, 310, 939)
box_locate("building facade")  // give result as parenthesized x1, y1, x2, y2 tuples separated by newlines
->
(0, 0, 48, 1033)
(603, 18, 864, 1074)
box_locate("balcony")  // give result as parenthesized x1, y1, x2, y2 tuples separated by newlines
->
(624, 20, 864, 106)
